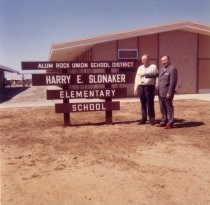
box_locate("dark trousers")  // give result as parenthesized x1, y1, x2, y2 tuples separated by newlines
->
(138, 85, 155, 122)
(158, 96, 174, 125)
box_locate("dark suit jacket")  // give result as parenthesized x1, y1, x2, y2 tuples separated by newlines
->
(158, 64, 177, 97)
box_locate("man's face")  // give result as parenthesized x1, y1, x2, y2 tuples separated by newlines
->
(161, 56, 169, 67)
(141, 56, 149, 65)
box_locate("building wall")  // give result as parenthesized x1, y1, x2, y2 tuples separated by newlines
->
(199, 34, 210, 58)
(159, 30, 198, 94)
(90, 30, 205, 95)
(92, 41, 117, 61)
(198, 34, 210, 92)
(139, 34, 158, 60)
(118, 37, 138, 49)
(138, 34, 158, 68)
(118, 37, 138, 95)
(91, 41, 118, 89)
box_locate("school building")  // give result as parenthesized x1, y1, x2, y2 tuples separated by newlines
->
(48, 21, 210, 95)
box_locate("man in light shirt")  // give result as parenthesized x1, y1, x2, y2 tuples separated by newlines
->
(134, 54, 159, 125)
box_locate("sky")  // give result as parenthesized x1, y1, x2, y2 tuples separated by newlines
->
(0, 0, 210, 76)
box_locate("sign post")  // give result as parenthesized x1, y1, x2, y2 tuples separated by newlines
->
(105, 67, 112, 124)
(62, 69, 70, 126)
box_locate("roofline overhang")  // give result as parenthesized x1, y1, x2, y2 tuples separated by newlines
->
(49, 20, 210, 60)
(0, 64, 20, 74)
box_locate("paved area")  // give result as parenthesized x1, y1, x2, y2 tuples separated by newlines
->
(0, 86, 209, 109)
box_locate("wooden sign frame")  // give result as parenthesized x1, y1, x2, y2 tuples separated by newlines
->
(21, 61, 137, 126)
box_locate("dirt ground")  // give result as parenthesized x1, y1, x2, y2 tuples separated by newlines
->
(0, 100, 210, 205)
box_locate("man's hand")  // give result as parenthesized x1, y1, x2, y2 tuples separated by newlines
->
(166, 93, 171, 99)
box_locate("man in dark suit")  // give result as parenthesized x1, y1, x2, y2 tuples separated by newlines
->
(156, 55, 178, 129)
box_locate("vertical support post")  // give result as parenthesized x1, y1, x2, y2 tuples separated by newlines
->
(105, 96, 112, 124)
(62, 69, 70, 126)
(157, 33, 160, 67)
(63, 96, 70, 126)
(196, 34, 199, 94)
(105, 67, 112, 124)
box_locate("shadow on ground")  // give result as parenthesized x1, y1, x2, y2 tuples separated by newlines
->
(61, 120, 140, 127)
(66, 118, 205, 128)
(174, 119, 205, 128)
(0, 87, 29, 103)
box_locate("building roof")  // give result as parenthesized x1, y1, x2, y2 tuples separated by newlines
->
(49, 21, 210, 61)
(0, 64, 20, 74)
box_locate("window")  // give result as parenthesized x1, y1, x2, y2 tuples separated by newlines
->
(118, 49, 138, 60)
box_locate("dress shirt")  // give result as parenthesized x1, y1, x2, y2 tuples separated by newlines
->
(134, 64, 158, 92)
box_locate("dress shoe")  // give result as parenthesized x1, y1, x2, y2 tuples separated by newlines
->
(138, 121, 146, 125)
(164, 124, 172, 129)
(155, 123, 166, 127)
(150, 121, 156, 125)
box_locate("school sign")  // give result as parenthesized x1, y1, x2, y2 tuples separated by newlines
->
(22, 61, 136, 126)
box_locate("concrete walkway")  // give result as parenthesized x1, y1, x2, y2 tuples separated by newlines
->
(0, 93, 209, 109)
(0, 86, 210, 108)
